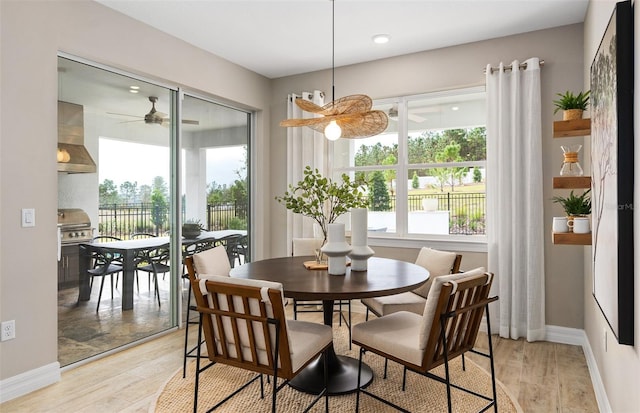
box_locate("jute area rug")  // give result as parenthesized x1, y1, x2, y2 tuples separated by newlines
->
(151, 322, 522, 413)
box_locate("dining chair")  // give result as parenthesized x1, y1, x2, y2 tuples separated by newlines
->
(187, 265, 332, 413)
(216, 233, 244, 268)
(89, 235, 123, 296)
(353, 267, 498, 413)
(361, 247, 462, 378)
(291, 238, 352, 348)
(84, 247, 124, 312)
(134, 244, 169, 306)
(129, 232, 157, 290)
(182, 245, 232, 378)
(362, 248, 462, 320)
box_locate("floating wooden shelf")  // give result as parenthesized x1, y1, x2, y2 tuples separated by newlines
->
(552, 232, 592, 245)
(553, 118, 591, 137)
(553, 176, 591, 189)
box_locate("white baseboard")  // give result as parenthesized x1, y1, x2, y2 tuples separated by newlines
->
(577, 329, 613, 413)
(0, 362, 60, 403)
(545, 325, 611, 413)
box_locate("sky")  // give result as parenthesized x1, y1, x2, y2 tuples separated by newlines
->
(99, 138, 245, 190)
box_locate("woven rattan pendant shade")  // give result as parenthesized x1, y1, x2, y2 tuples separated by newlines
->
(279, 1, 388, 139)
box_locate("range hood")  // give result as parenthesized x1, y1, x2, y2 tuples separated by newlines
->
(58, 101, 97, 173)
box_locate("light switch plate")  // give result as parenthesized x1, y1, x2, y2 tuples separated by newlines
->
(21, 208, 35, 227)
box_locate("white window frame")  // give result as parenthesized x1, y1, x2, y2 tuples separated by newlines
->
(330, 86, 487, 252)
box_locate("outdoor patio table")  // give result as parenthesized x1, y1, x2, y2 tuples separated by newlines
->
(230, 255, 429, 395)
(79, 230, 246, 310)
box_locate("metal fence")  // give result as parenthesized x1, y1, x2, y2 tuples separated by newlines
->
(399, 192, 486, 235)
(98, 201, 248, 239)
(98, 193, 484, 238)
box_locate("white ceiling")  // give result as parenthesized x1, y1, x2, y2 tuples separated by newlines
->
(96, 0, 589, 79)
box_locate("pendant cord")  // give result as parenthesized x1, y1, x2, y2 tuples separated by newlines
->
(331, 0, 335, 104)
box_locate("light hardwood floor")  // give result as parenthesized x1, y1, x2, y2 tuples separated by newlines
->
(2, 308, 599, 413)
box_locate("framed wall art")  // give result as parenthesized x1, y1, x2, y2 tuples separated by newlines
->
(590, 0, 634, 345)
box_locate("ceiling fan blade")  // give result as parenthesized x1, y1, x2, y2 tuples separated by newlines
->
(107, 111, 141, 119)
(159, 117, 200, 126)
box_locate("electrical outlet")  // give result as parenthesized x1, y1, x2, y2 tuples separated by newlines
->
(1, 320, 16, 341)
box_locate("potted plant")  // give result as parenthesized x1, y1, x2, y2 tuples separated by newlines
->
(275, 166, 369, 249)
(553, 90, 590, 120)
(552, 189, 591, 223)
(182, 218, 204, 239)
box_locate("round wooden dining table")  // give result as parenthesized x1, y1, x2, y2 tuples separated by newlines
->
(230, 255, 430, 395)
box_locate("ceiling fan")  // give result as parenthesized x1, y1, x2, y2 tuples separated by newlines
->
(388, 104, 440, 123)
(109, 96, 199, 126)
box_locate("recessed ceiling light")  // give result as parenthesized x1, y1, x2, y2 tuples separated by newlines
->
(372, 34, 390, 44)
(129, 89, 139, 94)
(451, 106, 459, 111)
(130, 86, 140, 90)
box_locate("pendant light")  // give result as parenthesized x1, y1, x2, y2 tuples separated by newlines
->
(280, 0, 388, 140)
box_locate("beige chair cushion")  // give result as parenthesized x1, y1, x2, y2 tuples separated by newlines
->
(197, 275, 331, 371)
(292, 238, 324, 257)
(192, 245, 231, 277)
(287, 319, 333, 372)
(352, 311, 424, 366)
(419, 267, 486, 350)
(361, 292, 426, 317)
(412, 247, 458, 298)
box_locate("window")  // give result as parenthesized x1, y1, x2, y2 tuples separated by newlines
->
(331, 86, 486, 247)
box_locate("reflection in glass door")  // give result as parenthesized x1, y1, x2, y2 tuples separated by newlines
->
(57, 56, 176, 367)
(180, 93, 250, 278)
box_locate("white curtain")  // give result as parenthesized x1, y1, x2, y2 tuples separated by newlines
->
(486, 58, 545, 342)
(285, 90, 326, 255)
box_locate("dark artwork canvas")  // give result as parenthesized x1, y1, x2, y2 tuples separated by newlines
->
(590, 0, 634, 345)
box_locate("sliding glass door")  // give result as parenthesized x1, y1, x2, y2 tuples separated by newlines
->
(57, 56, 251, 367)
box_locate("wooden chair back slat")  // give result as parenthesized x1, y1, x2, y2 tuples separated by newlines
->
(423, 273, 494, 370)
(185, 256, 295, 378)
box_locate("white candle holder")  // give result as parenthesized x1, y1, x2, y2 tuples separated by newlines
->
(348, 208, 374, 271)
(321, 223, 351, 275)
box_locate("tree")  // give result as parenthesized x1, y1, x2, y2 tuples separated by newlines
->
(382, 154, 397, 195)
(369, 171, 390, 211)
(473, 167, 482, 183)
(120, 181, 138, 203)
(99, 179, 119, 205)
(435, 142, 464, 192)
(150, 187, 168, 233)
(138, 184, 152, 203)
(152, 176, 169, 199)
(412, 171, 420, 189)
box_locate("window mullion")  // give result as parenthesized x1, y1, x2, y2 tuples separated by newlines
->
(396, 98, 409, 236)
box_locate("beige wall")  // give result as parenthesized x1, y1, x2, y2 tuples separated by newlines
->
(583, 1, 640, 411)
(3, 1, 624, 406)
(270, 24, 586, 328)
(0, 0, 272, 381)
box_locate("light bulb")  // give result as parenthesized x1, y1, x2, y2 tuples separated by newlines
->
(324, 120, 341, 141)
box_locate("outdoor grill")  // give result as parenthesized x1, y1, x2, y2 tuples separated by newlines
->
(57, 208, 94, 245)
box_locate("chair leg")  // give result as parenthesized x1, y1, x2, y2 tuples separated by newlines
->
(383, 358, 388, 379)
(293, 300, 298, 320)
(365, 307, 370, 321)
(183, 286, 193, 378)
(486, 305, 498, 412)
(96, 276, 106, 312)
(193, 313, 203, 413)
(324, 348, 329, 413)
(154, 272, 161, 306)
(356, 347, 365, 412)
(402, 366, 407, 391)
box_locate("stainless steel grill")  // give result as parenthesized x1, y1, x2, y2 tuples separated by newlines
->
(58, 208, 94, 244)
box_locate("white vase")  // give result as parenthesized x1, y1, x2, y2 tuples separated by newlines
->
(348, 208, 374, 271)
(321, 223, 351, 275)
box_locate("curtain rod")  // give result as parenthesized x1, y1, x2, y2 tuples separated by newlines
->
(484, 60, 545, 74)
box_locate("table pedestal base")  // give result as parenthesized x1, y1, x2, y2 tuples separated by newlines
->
(288, 350, 373, 395)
